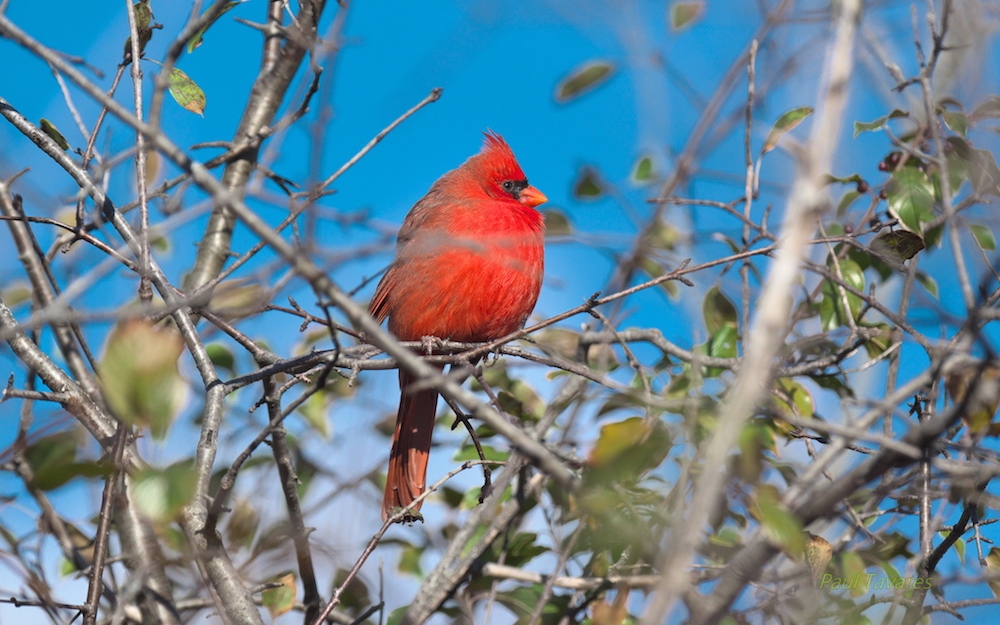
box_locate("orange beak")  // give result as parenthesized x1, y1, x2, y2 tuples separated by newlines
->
(518, 185, 548, 208)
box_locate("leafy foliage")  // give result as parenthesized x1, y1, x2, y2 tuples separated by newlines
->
(1, 2, 1000, 625)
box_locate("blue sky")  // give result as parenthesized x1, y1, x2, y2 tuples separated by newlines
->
(2, 0, 1000, 623)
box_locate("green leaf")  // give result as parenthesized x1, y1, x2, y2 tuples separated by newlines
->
(839, 551, 869, 597)
(208, 279, 266, 320)
(123, 3, 154, 59)
(35, 461, 103, 492)
(151, 234, 170, 253)
(968, 148, 1000, 197)
(40, 119, 69, 150)
(496, 387, 540, 421)
(398, 543, 423, 576)
(497, 585, 571, 625)
(100, 320, 187, 439)
(642, 219, 680, 251)
(969, 223, 996, 251)
(25, 432, 77, 475)
(849, 247, 892, 282)
(916, 271, 940, 299)
(132, 460, 197, 524)
(25, 433, 103, 491)
(133, 2, 152, 30)
(206, 343, 236, 375)
(587, 417, 671, 484)
(453, 444, 508, 462)
(638, 257, 680, 298)
(331, 568, 372, 612)
(853, 109, 908, 138)
(149, 60, 206, 116)
(924, 223, 945, 249)
(886, 167, 935, 233)
(555, 60, 615, 104)
(572, 165, 603, 199)
(386, 606, 408, 625)
(825, 173, 865, 185)
(986, 547, 1000, 598)
(297, 390, 332, 439)
(225, 498, 259, 549)
(819, 258, 865, 331)
(631, 153, 657, 183)
(187, 1, 242, 53)
(167, 67, 206, 116)
(861, 322, 893, 358)
(1, 283, 32, 308)
(707, 323, 738, 359)
(736, 421, 772, 480)
(542, 209, 572, 236)
(837, 259, 866, 309)
(762, 106, 813, 153)
(836, 190, 861, 215)
(813, 374, 855, 399)
(945, 137, 971, 193)
(482, 532, 548, 568)
(775, 378, 814, 418)
(953, 532, 965, 564)
(702, 285, 738, 335)
(942, 110, 970, 138)
(755, 485, 805, 557)
(669, 1, 704, 30)
(972, 95, 1000, 120)
(871, 230, 925, 261)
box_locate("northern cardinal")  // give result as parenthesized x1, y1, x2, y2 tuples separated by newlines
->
(369, 131, 547, 522)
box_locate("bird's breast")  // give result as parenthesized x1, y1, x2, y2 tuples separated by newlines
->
(386, 222, 544, 342)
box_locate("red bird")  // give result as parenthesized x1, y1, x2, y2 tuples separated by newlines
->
(369, 132, 547, 522)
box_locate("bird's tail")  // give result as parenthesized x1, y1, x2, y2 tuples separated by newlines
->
(383, 366, 442, 522)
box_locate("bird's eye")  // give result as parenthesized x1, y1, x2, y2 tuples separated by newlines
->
(500, 179, 528, 197)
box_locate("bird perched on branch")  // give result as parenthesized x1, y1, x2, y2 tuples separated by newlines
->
(369, 131, 547, 522)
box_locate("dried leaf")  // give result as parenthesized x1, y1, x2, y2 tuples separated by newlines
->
(806, 533, 833, 584)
